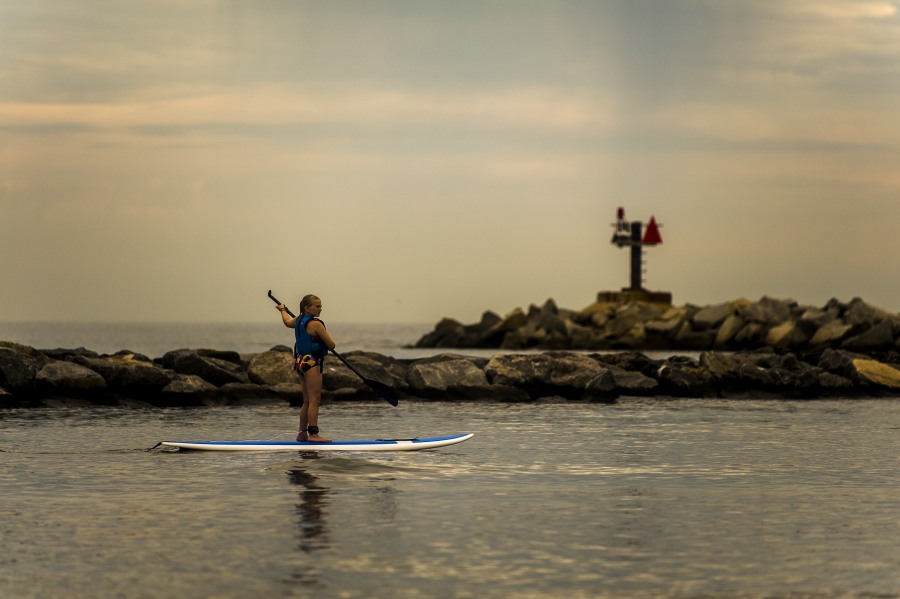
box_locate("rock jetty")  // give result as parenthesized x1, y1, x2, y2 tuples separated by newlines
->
(415, 296, 900, 353)
(3, 340, 900, 407)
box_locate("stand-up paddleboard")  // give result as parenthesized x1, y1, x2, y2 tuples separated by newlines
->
(159, 433, 474, 452)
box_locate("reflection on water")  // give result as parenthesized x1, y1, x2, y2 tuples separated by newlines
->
(285, 456, 330, 589)
(283, 453, 403, 592)
(3, 401, 900, 598)
(287, 463, 330, 554)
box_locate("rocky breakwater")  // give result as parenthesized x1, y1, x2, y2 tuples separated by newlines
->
(0, 343, 305, 408)
(415, 296, 900, 354)
(4, 339, 900, 405)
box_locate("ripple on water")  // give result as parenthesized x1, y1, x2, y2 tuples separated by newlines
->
(3, 401, 900, 598)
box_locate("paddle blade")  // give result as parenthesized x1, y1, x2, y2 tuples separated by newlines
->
(331, 349, 399, 406)
(366, 378, 399, 406)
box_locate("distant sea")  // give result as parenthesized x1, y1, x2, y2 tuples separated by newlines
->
(0, 321, 709, 362)
(0, 321, 435, 359)
(5, 323, 900, 598)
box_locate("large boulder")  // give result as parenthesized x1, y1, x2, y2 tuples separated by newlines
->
(575, 302, 616, 329)
(605, 367, 658, 394)
(605, 302, 667, 338)
(711, 314, 741, 347)
(841, 320, 895, 352)
(692, 300, 742, 331)
(348, 351, 411, 386)
(161, 349, 249, 387)
(272, 382, 303, 404)
(407, 356, 487, 392)
(247, 351, 296, 385)
(414, 318, 466, 348)
(499, 320, 544, 349)
(700, 352, 740, 384)
(799, 306, 839, 328)
(852, 359, 900, 391)
(417, 311, 508, 349)
(760, 353, 821, 396)
(405, 355, 527, 400)
(808, 320, 854, 348)
(657, 364, 707, 397)
(160, 374, 219, 405)
(219, 383, 286, 404)
(817, 371, 856, 395)
(41, 347, 101, 361)
(568, 322, 607, 349)
(484, 352, 616, 400)
(657, 360, 711, 396)
(817, 349, 864, 383)
(482, 308, 529, 344)
(0, 342, 50, 394)
(731, 322, 767, 347)
(323, 361, 367, 392)
(842, 297, 895, 329)
(196, 348, 244, 365)
(71, 355, 172, 395)
(742, 296, 796, 325)
(594, 351, 660, 376)
(720, 357, 783, 394)
(35, 361, 107, 395)
(765, 320, 817, 351)
(338, 352, 407, 393)
(674, 326, 716, 350)
(593, 352, 660, 394)
(466, 311, 503, 347)
(702, 351, 820, 397)
(644, 307, 689, 345)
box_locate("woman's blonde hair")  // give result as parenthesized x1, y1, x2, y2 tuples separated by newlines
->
(299, 294, 320, 314)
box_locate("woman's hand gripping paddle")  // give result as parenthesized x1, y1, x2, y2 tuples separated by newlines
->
(268, 290, 399, 406)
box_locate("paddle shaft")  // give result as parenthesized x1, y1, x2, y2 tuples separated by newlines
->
(268, 290, 297, 318)
(267, 290, 398, 406)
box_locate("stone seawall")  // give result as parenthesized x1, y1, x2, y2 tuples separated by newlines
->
(416, 296, 900, 353)
(3, 340, 900, 407)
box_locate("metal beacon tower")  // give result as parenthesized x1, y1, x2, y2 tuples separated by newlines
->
(602, 207, 672, 304)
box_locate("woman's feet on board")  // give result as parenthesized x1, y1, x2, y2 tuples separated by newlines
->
(297, 427, 331, 443)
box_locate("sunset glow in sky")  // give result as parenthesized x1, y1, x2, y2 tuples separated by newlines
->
(2, 1, 899, 323)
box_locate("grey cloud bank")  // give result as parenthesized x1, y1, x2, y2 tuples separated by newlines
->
(2, 1, 899, 324)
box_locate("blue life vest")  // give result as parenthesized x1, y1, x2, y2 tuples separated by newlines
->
(295, 316, 327, 357)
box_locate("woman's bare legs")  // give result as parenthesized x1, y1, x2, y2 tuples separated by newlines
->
(296, 367, 330, 442)
(296, 374, 309, 441)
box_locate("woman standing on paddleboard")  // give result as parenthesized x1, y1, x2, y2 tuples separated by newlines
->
(276, 294, 335, 442)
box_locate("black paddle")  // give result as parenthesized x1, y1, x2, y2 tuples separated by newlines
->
(268, 290, 399, 406)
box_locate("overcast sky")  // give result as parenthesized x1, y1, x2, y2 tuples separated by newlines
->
(2, 0, 899, 324)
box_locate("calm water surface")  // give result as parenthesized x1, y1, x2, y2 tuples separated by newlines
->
(2, 399, 900, 598)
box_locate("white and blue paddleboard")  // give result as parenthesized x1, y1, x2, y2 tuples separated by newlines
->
(160, 433, 474, 452)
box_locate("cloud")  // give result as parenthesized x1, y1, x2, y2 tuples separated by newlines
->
(2, 84, 614, 130)
(3, 1, 900, 322)
(756, 1, 900, 72)
(791, 1, 898, 20)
